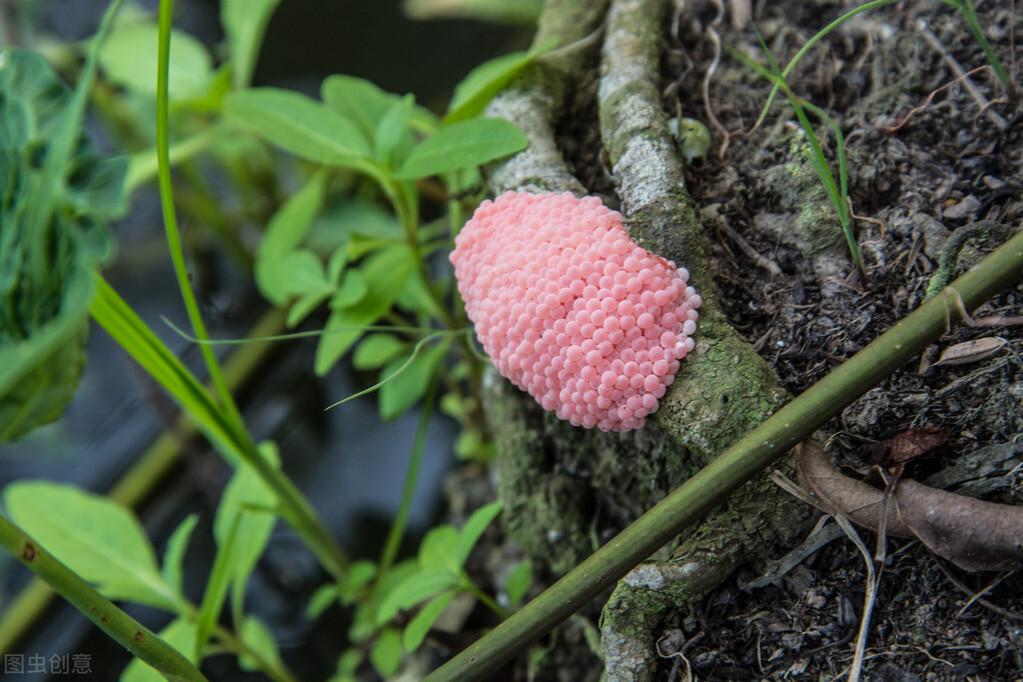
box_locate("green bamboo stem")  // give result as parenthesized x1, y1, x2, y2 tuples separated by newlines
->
(0, 516, 208, 682)
(426, 228, 1023, 681)
(0, 308, 285, 654)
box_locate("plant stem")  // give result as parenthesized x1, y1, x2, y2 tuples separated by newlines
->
(0, 309, 286, 655)
(425, 228, 1023, 681)
(156, 0, 244, 432)
(91, 278, 349, 580)
(379, 379, 438, 574)
(0, 516, 208, 682)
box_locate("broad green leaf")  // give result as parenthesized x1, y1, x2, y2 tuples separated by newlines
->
(314, 246, 413, 375)
(307, 584, 339, 619)
(395, 117, 527, 179)
(333, 648, 363, 681)
(403, 590, 456, 652)
(330, 270, 368, 309)
(338, 560, 378, 605)
(223, 88, 372, 165)
(352, 334, 406, 370)
(99, 23, 211, 100)
(378, 341, 447, 420)
(4, 482, 176, 609)
(161, 514, 199, 598)
(504, 559, 532, 607)
(213, 442, 280, 621)
(445, 40, 554, 123)
(277, 250, 330, 298)
(377, 570, 458, 625)
(354, 560, 416, 641)
(321, 75, 398, 141)
(374, 94, 414, 167)
(120, 619, 198, 682)
(417, 526, 460, 573)
(404, 0, 543, 24)
(221, 0, 282, 88)
(238, 616, 283, 673)
(454, 501, 502, 568)
(256, 173, 327, 305)
(369, 628, 403, 678)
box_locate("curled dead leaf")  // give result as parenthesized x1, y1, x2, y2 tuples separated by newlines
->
(795, 441, 1023, 571)
(934, 337, 1007, 366)
(865, 426, 947, 468)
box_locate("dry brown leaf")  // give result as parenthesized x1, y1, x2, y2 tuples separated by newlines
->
(866, 426, 948, 468)
(934, 337, 1007, 366)
(796, 441, 1023, 571)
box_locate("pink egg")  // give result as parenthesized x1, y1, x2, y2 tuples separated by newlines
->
(450, 191, 700, 431)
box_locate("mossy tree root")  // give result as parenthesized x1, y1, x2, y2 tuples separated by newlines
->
(596, 0, 811, 677)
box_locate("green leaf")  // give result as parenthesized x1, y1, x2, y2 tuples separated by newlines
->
(404, 0, 543, 24)
(417, 526, 460, 573)
(277, 250, 330, 298)
(378, 341, 447, 420)
(212, 442, 280, 620)
(377, 570, 457, 625)
(338, 559, 379, 605)
(4, 482, 177, 610)
(161, 514, 199, 599)
(402, 590, 456, 652)
(120, 619, 198, 682)
(314, 246, 413, 374)
(256, 173, 327, 305)
(445, 41, 554, 123)
(223, 88, 372, 165)
(369, 628, 403, 678)
(221, 0, 282, 88)
(395, 117, 527, 179)
(238, 616, 283, 673)
(286, 290, 331, 328)
(321, 75, 399, 141)
(374, 94, 415, 167)
(100, 23, 211, 100)
(333, 648, 362, 681)
(454, 501, 502, 568)
(0, 49, 126, 442)
(330, 270, 368, 309)
(352, 334, 406, 370)
(504, 559, 532, 607)
(306, 584, 339, 619)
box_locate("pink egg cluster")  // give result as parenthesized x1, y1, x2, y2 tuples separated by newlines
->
(451, 191, 701, 432)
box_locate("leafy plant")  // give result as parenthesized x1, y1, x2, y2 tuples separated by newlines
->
(0, 0, 539, 677)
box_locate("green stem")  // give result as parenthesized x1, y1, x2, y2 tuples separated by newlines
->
(464, 580, 511, 621)
(91, 278, 349, 581)
(156, 0, 243, 432)
(426, 228, 1023, 681)
(379, 378, 438, 574)
(0, 309, 287, 655)
(211, 624, 298, 682)
(0, 516, 208, 682)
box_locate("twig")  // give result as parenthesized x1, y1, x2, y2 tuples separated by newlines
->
(935, 560, 1023, 622)
(879, 65, 992, 133)
(916, 21, 1008, 130)
(703, 0, 732, 158)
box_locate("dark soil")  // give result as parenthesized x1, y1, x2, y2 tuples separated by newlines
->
(454, 0, 1023, 680)
(655, 0, 1023, 679)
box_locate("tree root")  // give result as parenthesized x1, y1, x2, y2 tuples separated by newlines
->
(480, 0, 811, 677)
